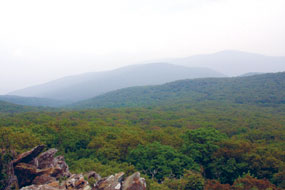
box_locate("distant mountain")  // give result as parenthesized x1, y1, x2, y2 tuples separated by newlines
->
(0, 95, 71, 107)
(70, 72, 285, 109)
(162, 50, 285, 76)
(8, 63, 224, 102)
(239, 72, 263, 77)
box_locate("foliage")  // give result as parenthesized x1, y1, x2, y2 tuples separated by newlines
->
(204, 180, 231, 190)
(0, 100, 284, 189)
(272, 171, 285, 188)
(232, 174, 280, 190)
(204, 175, 280, 190)
(181, 128, 227, 164)
(69, 158, 136, 177)
(71, 72, 285, 109)
(127, 142, 198, 182)
(164, 170, 205, 190)
(0, 100, 39, 114)
(206, 140, 283, 184)
(0, 152, 14, 190)
(0, 129, 15, 190)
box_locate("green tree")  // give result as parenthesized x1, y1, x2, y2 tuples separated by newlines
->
(181, 128, 227, 164)
(164, 170, 205, 190)
(127, 142, 198, 182)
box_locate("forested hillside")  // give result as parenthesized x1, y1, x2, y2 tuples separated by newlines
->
(71, 72, 285, 109)
(2, 0, 285, 189)
(1, 101, 284, 189)
(1, 72, 284, 189)
(0, 95, 70, 107)
(9, 63, 224, 102)
(0, 100, 41, 114)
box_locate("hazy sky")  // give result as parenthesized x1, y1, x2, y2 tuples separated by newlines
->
(1, 0, 285, 94)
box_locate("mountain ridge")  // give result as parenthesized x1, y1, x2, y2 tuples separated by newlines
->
(70, 72, 285, 109)
(8, 63, 224, 102)
(0, 95, 71, 107)
(161, 50, 285, 76)
(0, 100, 40, 113)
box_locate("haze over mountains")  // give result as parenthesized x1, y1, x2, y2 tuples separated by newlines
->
(4, 50, 285, 106)
(1, 1, 285, 188)
(70, 72, 285, 109)
(8, 63, 224, 102)
(161, 50, 285, 76)
(0, 95, 70, 107)
(1, 72, 284, 112)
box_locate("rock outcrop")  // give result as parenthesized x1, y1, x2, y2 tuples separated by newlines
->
(94, 172, 124, 190)
(7, 146, 146, 190)
(65, 174, 91, 190)
(122, 172, 146, 190)
(13, 145, 45, 166)
(10, 145, 71, 188)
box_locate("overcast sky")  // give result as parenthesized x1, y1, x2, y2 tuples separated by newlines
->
(1, 0, 285, 94)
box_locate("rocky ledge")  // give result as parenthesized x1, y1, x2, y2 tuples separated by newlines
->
(5, 145, 146, 190)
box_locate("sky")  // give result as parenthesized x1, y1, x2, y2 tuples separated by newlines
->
(0, 0, 285, 94)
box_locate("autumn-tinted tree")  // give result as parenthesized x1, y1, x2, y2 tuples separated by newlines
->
(231, 175, 279, 190)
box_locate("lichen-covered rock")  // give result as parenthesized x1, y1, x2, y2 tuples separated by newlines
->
(8, 146, 146, 190)
(20, 181, 63, 190)
(12, 145, 46, 187)
(52, 155, 71, 178)
(21, 184, 60, 190)
(122, 172, 146, 190)
(32, 174, 57, 185)
(95, 172, 124, 190)
(15, 162, 39, 187)
(12, 146, 70, 188)
(30, 148, 71, 179)
(13, 145, 45, 166)
(65, 174, 91, 190)
(33, 148, 58, 169)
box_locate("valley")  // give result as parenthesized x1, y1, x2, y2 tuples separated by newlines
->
(1, 71, 284, 190)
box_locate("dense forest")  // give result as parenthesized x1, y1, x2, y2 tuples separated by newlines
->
(71, 72, 285, 109)
(1, 73, 285, 189)
(0, 100, 40, 114)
